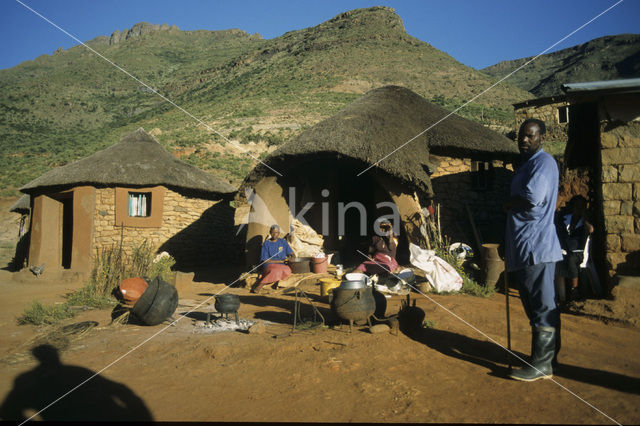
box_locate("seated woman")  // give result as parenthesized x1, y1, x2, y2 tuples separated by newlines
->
(555, 195, 594, 303)
(251, 225, 294, 294)
(355, 220, 399, 275)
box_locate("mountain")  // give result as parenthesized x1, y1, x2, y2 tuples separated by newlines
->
(481, 34, 640, 98)
(0, 6, 531, 196)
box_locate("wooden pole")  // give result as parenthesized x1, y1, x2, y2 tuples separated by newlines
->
(464, 202, 482, 256)
(436, 203, 442, 247)
(505, 269, 512, 372)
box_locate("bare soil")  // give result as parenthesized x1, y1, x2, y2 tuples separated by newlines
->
(0, 266, 639, 424)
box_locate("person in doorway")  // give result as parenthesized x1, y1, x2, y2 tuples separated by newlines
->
(251, 225, 294, 294)
(355, 219, 399, 275)
(503, 118, 563, 382)
(555, 195, 594, 304)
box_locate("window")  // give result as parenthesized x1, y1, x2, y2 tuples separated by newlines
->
(557, 106, 569, 124)
(128, 192, 151, 217)
(115, 186, 164, 227)
(471, 161, 493, 190)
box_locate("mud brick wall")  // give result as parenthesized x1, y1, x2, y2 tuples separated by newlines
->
(600, 121, 640, 277)
(92, 187, 236, 268)
(429, 155, 513, 247)
(514, 101, 569, 142)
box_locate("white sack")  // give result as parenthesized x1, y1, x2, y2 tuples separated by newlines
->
(409, 243, 463, 293)
(288, 219, 324, 257)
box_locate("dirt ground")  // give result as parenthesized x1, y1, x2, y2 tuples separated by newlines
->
(0, 197, 639, 423)
(0, 265, 639, 424)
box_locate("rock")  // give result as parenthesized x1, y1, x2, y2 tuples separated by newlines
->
(248, 321, 265, 334)
(110, 30, 121, 45)
(369, 324, 390, 334)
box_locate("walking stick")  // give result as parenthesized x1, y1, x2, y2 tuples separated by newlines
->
(504, 269, 512, 372)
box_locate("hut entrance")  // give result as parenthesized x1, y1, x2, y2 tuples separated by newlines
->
(285, 158, 399, 266)
(52, 192, 74, 269)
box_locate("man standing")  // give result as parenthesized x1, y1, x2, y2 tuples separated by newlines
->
(504, 119, 563, 382)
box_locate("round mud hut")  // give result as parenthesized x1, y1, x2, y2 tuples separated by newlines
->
(20, 128, 237, 274)
(236, 85, 517, 267)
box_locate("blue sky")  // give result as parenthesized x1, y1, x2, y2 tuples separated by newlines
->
(1, 0, 638, 70)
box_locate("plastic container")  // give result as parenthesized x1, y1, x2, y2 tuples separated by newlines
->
(320, 278, 341, 296)
(312, 256, 328, 273)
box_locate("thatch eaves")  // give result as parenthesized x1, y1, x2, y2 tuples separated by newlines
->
(20, 128, 236, 197)
(245, 86, 517, 194)
(9, 194, 30, 214)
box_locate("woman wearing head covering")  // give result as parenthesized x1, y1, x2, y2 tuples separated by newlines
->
(251, 225, 295, 294)
(354, 219, 399, 275)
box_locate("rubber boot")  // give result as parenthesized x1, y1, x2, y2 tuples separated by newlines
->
(510, 326, 555, 382)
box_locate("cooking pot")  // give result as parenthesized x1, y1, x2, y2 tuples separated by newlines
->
(339, 279, 368, 289)
(339, 272, 371, 289)
(331, 287, 376, 330)
(287, 257, 312, 274)
(214, 293, 240, 314)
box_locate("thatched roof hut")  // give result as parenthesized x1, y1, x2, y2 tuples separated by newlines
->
(239, 86, 516, 266)
(21, 128, 235, 197)
(22, 128, 237, 274)
(245, 85, 517, 193)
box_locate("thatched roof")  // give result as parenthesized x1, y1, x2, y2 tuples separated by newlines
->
(20, 128, 236, 196)
(9, 194, 30, 214)
(245, 86, 517, 194)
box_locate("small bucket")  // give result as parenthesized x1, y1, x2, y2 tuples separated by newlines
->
(320, 278, 341, 296)
(312, 256, 328, 273)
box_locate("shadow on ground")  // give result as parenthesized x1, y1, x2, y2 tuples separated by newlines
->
(403, 326, 640, 394)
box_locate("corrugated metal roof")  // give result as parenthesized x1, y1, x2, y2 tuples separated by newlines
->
(562, 78, 640, 94)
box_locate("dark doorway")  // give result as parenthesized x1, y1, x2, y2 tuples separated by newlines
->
(284, 157, 399, 266)
(60, 196, 73, 269)
(566, 102, 606, 291)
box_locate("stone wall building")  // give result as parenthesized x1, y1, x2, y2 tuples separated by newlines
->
(513, 95, 570, 143)
(429, 155, 514, 246)
(560, 79, 640, 288)
(20, 128, 236, 275)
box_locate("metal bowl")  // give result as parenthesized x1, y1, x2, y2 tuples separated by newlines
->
(339, 279, 368, 289)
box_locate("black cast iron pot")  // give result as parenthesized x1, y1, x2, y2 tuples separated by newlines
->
(214, 293, 240, 314)
(131, 277, 178, 326)
(331, 286, 375, 326)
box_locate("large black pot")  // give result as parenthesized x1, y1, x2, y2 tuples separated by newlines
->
(214, 294, 240, 314)
(131, 277, 178, 326)
(331, 287, 375, 327)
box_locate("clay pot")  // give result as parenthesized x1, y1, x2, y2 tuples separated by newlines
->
(481, 244, 505, 288)
(119, 277, 148, 304)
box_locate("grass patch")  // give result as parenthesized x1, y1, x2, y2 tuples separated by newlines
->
(18, 238, 176, 325)
(18, 301, 74, 325)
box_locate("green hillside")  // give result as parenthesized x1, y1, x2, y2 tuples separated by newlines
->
(0, 6, 530, 196)
(481, 34, 640, 97)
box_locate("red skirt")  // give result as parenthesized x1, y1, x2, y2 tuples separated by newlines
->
(260, 263, 292, 284)
(356, 252, 398, 275)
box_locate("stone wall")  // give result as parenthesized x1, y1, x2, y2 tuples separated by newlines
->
(515, 101, 569, 142)
(430, 155, 513, 247)
(92, 186, 236, 268)
(600, 121, 640, 277)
